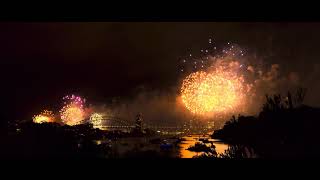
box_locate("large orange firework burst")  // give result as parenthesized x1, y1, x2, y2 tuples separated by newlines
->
(181, 60, 250, 116)
(33, 110, 55, 123)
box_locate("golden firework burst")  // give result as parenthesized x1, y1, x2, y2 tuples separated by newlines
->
(60, 104, 84, 126)
(181, 62, 247, 115)
(33, 110, 55, 123)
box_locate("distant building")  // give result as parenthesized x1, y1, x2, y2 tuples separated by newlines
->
(130, 113, 144, 136)
(135, 113, 143, 132)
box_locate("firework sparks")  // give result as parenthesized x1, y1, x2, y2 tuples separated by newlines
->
(62, 94, 85, 108)
(179, 38, 245, 76)
(60, 95, 86, 125)
(179, 39, 254, 116)
(60, 104, 84, 125)
(181, 65, 248, 115)
(178, 38, 296, 118)
(179, 38, 256, 117)
(90, 113, 103, 128)
(33, 110, 55, 123)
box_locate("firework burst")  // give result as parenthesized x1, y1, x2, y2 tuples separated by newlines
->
(181, 64, 249, 116)
(33, 110, 55, 123)
(60, 95, 86, 125)
(90, 113, 103, 128)
(179, 38, 255, 117)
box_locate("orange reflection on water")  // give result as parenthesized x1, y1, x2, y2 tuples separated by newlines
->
(179, 135, 229, 158)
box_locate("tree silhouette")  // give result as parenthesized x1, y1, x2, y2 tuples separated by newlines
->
(212, 88, 320, 158)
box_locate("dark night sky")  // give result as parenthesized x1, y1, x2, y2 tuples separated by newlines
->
(2, 22, 320, 120)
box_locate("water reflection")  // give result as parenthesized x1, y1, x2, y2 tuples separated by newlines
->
(179, 134, 229, 158)
(94, 133, 229, 158)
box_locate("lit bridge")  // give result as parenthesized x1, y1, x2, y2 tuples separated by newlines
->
(87, 115, 212, 131)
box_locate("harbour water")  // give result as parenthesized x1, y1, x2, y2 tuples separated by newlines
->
(178, 134, 229, 158)
(97, 132, 230, 158)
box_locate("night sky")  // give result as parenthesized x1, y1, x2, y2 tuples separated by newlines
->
(2, 22, 320, 121)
